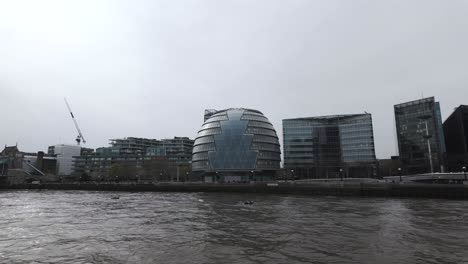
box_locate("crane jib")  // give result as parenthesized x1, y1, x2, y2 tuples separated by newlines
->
(64, 97, 86, 145)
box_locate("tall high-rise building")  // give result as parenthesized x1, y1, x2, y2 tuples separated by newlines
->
(394, 97, 446, 174)
(443, 105, 468, 172)
(283, 114, 376, 179)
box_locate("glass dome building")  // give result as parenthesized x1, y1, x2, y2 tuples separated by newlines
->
(192, 108, 281, 182)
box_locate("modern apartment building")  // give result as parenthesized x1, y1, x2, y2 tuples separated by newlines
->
(151, 137, 194, 165)
(73, 137, 194, 180)
(109, 137, 162, 155)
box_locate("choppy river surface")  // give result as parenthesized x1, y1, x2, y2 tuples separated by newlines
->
(0, 190, 467, 264)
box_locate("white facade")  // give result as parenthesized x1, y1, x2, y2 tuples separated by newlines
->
(51, 144, 81, 175)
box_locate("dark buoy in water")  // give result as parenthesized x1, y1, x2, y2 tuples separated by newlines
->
(244, 200, 254, 205)
(111, 196, 120, 200)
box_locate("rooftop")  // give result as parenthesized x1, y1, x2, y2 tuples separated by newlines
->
(394, 96, 435, 108)
(283, 113, 371, 122)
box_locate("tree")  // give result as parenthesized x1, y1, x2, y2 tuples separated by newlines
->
(177, 164, 192, 182)
(108, 162, 137, 182)
(141, 157, 171, 181)
(80, 172, 91, 182)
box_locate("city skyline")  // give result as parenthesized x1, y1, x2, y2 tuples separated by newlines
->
(0, 98, 465, 159)
(1, 1, 468, 158)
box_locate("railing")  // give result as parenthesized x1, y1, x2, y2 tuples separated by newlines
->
(22, 161, 45, 176)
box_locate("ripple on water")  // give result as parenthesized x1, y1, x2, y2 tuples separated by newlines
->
(0, 191, 467, 264)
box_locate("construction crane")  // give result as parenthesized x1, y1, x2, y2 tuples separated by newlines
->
(64, 98, 86, 145)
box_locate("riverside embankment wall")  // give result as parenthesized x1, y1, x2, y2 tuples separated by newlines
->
(2, 182, 468, 199)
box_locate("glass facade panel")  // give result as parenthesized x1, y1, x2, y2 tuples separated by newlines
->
(251, 142, 281, 152)
(209, 109, 257, 170)
(253, 135, 280, 144)
(245, 127, 277, 137)
(197, 127, 222, 137)
(194, 136, 215, 145)
(192, 161, 210, 170)
(340, 115, 376, 162)
(192, 143, 216, 153)
(258, 151, 282, 160)
(192, 152, 209, 162)
(201, 122, 221, 130)
(243, 110, 264, 116)
(241, 114, 269, 122)
(248, 121, 275, 130)
(205, 115, 228, 122)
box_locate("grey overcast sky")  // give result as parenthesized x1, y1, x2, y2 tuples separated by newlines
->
(1, 0, 468, 158)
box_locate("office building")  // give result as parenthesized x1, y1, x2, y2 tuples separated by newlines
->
(283, 114, 377, 179)
(443, 105, 468, 172)
(394, 97, 446, 174)
(192, 108, 281, 182)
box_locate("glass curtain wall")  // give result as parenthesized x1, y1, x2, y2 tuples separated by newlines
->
(283, 114, 376, 179)
(394, 97, 445, 174)
(443, 105, 468, 171)
(192, 108, 281, 182)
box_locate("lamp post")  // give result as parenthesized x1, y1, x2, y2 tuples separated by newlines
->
(398, 167, 402, 182)
(339, 169, 343, 181)
(215, 171, 219, 183)
(418, 115, 434, 173)
(463, 166, 467, 181)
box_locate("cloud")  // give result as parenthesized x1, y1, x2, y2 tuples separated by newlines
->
(1, 0, 467, 158)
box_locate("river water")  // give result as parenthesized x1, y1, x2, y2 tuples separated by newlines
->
(0, 190, 467, 264)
